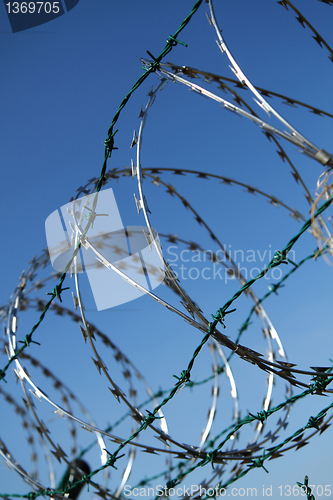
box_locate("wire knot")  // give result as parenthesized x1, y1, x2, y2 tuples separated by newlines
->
(83, 206, 108, 229)
(19, 333, 40, 348)
(248, 450, 269, 473)
(268, 283, 284, 295)
(145, 51, 160, 72)
(141, 410, 162, 430)
(296, 476, 315, 500)
(165, 479, 179, 492)
(310, 373, 332, 394)
(104, 449, 125, 470)
(173, 369, 192, 387)
(104, 129, 118, 157)
(307, 416, 320, 430)
(272, 250, 287, 265)
(249, 410, 269, 423)
(167, 35, 188, 47)
(26, 492, 38, 500)
(80, 474, 91, 484)
(0, 369, 7, 383)
(47, 284, 70, 303)
(211, 308, 236, 329)
(272, 251, 297, 268)
(202, 450, 217, 469)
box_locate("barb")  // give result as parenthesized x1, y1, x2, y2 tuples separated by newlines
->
(0, 0, 204, 385)
(278, 0, 333, 62)
(154, 63, 333, 167)
(160, 62, 333, 120)
(211, 195, 333, 328)
(207, 0, 333, 167)
(2, 1, 333, 497)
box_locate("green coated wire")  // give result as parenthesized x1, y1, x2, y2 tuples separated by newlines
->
(210, 402, 333, 496)
(149, 374, 333, 499)
(72, 244, 330, 490)
(191, 245, 329, 388)
(78, 235, 327, 465)
(297, 476, 316, 500)
(1, 1, 333, 497)
(2, 359, 331, 499)
(5, 287, 332, 499)
(125, 362, 333, 493)
(210, 196, 333, 328)
(2, 205, 332, 497)
(0, 0, 203, 385)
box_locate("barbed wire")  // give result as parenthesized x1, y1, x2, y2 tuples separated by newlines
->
(1, 0, 333, 498)
(277, 0, 333, 62)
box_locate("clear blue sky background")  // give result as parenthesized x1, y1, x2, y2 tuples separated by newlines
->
(1, 1, 333, 498)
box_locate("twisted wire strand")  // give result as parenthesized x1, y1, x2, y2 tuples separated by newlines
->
(0, 0, 204, 386)
(52, 81, 333, 492)
(153, 63, 333, 253)
(1, 1, 333, 496)
(130, 78, 297, 401)
(1, 163, 330, 496)
(1, 236, 330, 494)
(2, 241, 329, 496)
(156, 60, 333, 244)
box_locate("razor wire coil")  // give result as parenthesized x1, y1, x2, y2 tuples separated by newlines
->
(1, 1, 333, 499)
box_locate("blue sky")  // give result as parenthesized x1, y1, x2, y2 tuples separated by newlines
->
(1, 0, 333, 498)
